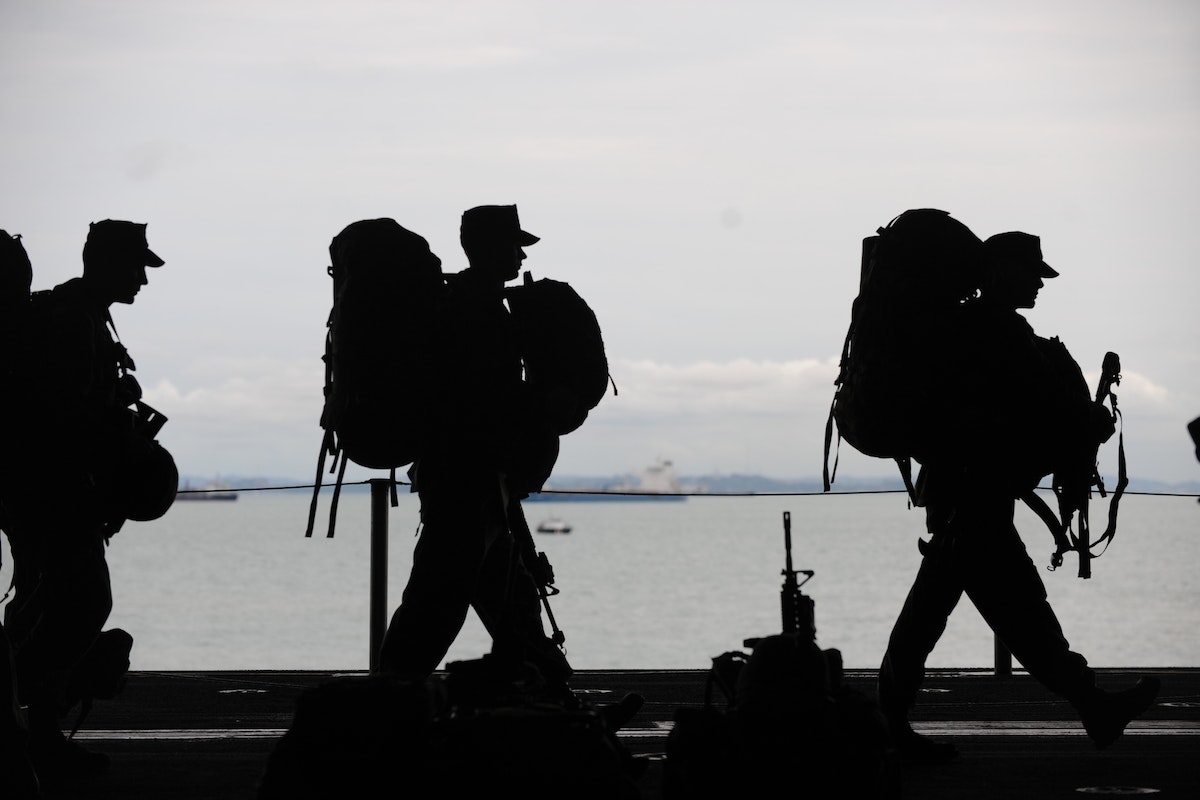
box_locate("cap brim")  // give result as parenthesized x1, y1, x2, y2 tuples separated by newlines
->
(517, 230, 539, 246)
(144, 249, 165, 268)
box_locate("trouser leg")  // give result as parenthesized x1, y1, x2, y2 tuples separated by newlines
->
(960, 509, 1096, 704)
(6, 537, 112, 715)
(878, 538, 964, 724)
(377, 494, 490, 679)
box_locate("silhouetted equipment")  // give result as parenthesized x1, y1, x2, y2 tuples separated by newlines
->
(507, 499, 565, 649)
(824, 208, 986, 498)
(505, 271, 613, 435)
(667, 515, 893, 798)
(113, 401, 177, 524)
(745, 510, 815, 649)
(1035, 350, 1126, 579)
(779, 511, 816, 640)
(259, 670, 643, 799)
(306, 218, 445, 538)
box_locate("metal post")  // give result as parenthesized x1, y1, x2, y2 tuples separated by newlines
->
(368, 478, 390, 672)
(994, 634, 1012, 678)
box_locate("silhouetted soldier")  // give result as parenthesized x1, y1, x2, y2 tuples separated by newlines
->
(877, 231, 1160, 763)
(377, 205, 573, 698)
(2, 220, 164, 781)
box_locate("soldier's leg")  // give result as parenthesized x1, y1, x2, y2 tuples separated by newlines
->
(377, 487, 490, 679)
(878, 514, 964, 727)
(961, 499, 1160, 748)
(958, 500, 1094, 701)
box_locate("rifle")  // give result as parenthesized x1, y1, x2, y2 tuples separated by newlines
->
(507, 498, 566, 649)
(1047, 351, 1125, 579)
(746, 511, 815, 647)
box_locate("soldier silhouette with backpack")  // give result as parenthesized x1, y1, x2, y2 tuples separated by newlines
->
(376, 205, 575, 697)
(876, 228, 1160, 763)
(2, 220, 174, 784)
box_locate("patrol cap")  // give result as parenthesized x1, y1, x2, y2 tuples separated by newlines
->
(84, 220, 165, 268)
(983, 231, 1057, 278)
(460, 205, 539, 249)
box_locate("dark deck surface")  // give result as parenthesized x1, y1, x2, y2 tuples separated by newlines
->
(25, 667, 1200, 799)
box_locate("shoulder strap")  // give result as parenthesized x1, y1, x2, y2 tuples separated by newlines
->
(1021, 489, 1074, 569)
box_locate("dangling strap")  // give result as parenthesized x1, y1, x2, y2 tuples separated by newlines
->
(822, 324, 855, 493)
(822, 394, 840, 492)
(1099, 419, 1123, 551)
(895, 456, 917, 506)
(1074, 349, 1127, 567)
(1073, 491, 1092, 579)
(304, 430, 333, 538)
(326, 453, 349, 538)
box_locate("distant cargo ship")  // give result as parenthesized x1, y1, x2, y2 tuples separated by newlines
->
(525, 459, 695, 502)
(176, 481, 239, 501)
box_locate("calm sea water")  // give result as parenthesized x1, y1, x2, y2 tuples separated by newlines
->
(3, 488, 1196, 672)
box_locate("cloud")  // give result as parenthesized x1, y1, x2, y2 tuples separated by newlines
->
(606, 358, 837, 416)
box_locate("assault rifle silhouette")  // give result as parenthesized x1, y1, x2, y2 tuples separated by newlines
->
(745, 511, 815, 647)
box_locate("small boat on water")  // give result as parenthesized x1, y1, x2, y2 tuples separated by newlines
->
(536, 516, 572, 534)
(176, 481, 239, 501)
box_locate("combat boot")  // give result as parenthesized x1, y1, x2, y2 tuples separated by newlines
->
(1077, 675, 1161, 749)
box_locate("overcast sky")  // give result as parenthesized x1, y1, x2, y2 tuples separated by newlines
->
(3, 1, 1197, 485)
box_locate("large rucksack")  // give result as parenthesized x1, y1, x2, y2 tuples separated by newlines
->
(822, 209, 986, 497)
(305, 218, 446, 537)
(505, 271, 612, 436)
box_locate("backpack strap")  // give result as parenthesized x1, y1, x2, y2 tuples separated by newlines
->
(895, 456, 917, 505)
(304, 430, 333, 538)
(1021, 489, 1074, 568)
(821, 394, 840, 492)
(325, 450, 349, 539)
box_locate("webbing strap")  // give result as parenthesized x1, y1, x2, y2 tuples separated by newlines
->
(1021, 489, 1073, 563)
(822, 395, 839, 492)
(896, 456, 917, 505)
(303, 431, 331, 538)
(1092, 408, 1127, 556)
(326, 454, 349, 538)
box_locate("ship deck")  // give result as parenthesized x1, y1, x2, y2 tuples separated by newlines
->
(24, 666, 1200, 799)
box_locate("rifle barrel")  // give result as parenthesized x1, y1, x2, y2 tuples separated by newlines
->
(783, 511, 793, 574)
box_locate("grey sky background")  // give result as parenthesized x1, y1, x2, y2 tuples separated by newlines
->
(3, 1, 1197, 484)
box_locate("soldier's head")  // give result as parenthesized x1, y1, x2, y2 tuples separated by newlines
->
(459, 205, 538, 283)
(82, 220, 164, 305)
(982, 231, 1057, 309)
